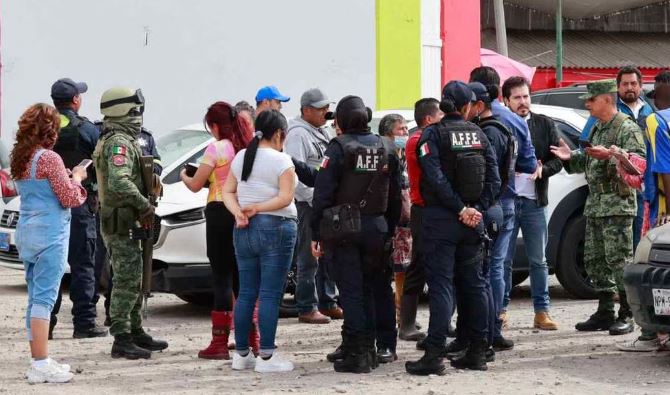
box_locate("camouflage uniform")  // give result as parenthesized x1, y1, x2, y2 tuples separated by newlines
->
(93, 117, 151, 336)
(565, 96, 645, 312)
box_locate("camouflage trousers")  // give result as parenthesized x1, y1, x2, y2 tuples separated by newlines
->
(584, 216, 634, 294)
(102, 233, 143, 336)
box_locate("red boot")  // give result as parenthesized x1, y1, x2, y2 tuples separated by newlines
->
(198, 311, 232, 360)
(249, 303, 260, 356)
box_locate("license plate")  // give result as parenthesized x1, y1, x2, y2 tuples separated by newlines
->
(652, 288, 670, 316)
(0, 233, 9, 252)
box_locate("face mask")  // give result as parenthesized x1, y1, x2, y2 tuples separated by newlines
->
(394, 135, 408, 149)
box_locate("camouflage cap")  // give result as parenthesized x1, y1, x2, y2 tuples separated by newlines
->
(579, 79, 618, 100)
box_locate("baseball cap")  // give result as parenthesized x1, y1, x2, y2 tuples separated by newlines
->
(255, 85, 290, 103)
(579, 79, 617, 100)
(468, 82, 492, 103)
(442, 81, 476, 108)
(300, 88, 334, 108)
(51, 78, 88, 100)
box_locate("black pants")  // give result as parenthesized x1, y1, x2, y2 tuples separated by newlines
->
(51, 200, 98, 331)
(205, 202, 239, 311)
(404, 204, 426, 296)
(327, 216, 397, 350)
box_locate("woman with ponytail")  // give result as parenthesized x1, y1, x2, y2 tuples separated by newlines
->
(223, 109, 298, 373)
(180, 101, 253, 360)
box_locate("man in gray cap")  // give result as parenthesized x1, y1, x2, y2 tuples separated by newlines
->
(284, 88, 342, 324)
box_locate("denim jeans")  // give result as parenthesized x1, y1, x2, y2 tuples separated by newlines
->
(490, 199, 515, 339)
(295, 202, 338, 314)
(233, 214, 297, 354)
(503, 197, 550, 313)
(633, 191, 644, 251)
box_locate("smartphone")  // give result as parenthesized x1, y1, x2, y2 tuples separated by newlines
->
(578, 140, 593, 149)
(78, 159, 93, 169)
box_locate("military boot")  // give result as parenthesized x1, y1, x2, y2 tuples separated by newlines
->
(333, 337, 372, 374)
(444, 337, 469, 360)
(450, 339, 488, 371)
(576, 291, 616, 331)
(112, 333, 151, 359)
(131, 328, 168, 351)
(327, 332, 348, 363)
(405, 344, 446, 376)
(609, 292, 634, 335)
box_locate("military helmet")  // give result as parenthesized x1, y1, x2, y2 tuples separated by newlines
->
(100, 87, 145, 117)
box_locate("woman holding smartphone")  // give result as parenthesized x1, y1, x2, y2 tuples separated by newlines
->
(12, 103, 89, 383)
(181, 101, 253, 360)
(223, 109, 297, 373)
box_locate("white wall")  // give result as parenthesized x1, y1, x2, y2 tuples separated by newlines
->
(1, 0, 376, 140)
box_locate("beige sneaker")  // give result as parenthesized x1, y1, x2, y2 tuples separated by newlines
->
(26, 359, 74, 384)
(534, 312, 558, 330)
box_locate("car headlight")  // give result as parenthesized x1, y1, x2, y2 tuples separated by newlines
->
(634, 232, 655, 264)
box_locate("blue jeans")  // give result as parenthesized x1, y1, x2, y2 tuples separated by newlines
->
(503, 197, 550, 313)
(233, 214, 297, 354)
(490, 199, 515, 339)
(295, 202, 338, 314)
(633, 191, 643, 251)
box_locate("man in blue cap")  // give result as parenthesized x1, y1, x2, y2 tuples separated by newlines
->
(49, 77, 107, 339)
(255, 85, 290, 115)
(405, 81, 500, 375)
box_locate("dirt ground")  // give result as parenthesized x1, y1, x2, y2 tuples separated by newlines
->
(1, 267, 669, 395)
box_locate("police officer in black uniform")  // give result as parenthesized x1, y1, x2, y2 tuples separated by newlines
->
(311, 95, 401, 373)
(49, 78, 108, 339)
(405, 81, 500, 375)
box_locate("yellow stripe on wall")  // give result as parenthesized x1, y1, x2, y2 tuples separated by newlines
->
(376, 0, 422, 110)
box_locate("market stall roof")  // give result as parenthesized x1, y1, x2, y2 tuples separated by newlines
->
(505, 0, 661, 19)
(482, 29, 670, 68)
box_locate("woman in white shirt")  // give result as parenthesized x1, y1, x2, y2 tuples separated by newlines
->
(223, 109, 297, 373)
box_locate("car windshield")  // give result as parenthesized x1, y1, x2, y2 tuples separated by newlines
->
(156, 129, 212, 168)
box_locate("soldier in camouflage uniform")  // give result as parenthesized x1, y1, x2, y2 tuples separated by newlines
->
(551, 80, 646, 335)
(94, 87, 168, 359)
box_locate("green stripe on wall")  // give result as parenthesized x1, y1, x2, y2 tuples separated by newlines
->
(376, 0, 422, 110)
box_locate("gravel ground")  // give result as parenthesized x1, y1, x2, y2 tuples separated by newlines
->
(1, 266, 669, 395)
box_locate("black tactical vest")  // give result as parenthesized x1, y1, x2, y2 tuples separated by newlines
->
(53, 113, 94, 188)
(334, 134, 391, 215)
(421, 120, 488, 206)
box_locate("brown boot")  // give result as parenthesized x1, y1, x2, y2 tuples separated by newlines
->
(533, 312, 558, 330)
(319, 306, 344, 320)
(249, 302, 260, 356)
(299, 310, 331, 324)
(198, 311, 232, 360)
(500, 311, 509, 330)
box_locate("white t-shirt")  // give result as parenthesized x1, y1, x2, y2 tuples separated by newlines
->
(231, 147, 297, 218)
(514, 173, 537, 200)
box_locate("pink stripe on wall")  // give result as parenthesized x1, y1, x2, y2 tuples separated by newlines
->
(441, 0, 481, 85)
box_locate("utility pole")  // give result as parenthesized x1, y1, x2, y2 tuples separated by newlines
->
(556, 0, 563, 85)
(493, 0, 508, 56)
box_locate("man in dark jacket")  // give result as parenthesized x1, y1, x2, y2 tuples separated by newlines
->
(502, 76, 563, 330)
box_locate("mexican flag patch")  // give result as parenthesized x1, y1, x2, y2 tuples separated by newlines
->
(318, 156, 330, 170)
(112, 146, 127, 156)
(419, 143, 430, 157)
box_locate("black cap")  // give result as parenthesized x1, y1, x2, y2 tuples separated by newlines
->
(51, 78, 88, 100)
(442, 81, 476, 109)
(468, 82, 492, 103)
(336, 96, 369, 132)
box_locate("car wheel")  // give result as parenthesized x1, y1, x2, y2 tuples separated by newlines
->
(555, 216, 597, 299)
(176, 292, 213, 307)
(511, 272, 529, 287)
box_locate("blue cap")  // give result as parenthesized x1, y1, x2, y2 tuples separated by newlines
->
(442, 81, 476, 108)
(255, 85, 290, 103)
(467, 82, 492, 104)
(51, 78, 88, 100)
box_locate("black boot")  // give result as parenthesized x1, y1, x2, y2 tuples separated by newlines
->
(112, 333, 151, 359)
(485, 347, 495, 362)
(492, 336, 514, 351)
(48, 317, 57, 340)
(376, 347, 398, 364)
(444, 337, 469, 359)
(447, 322, 457, 338)
(406, 344, 446, 376)
(131, 329, 168, 351)
(576, 292, 615, 332)
(451, 339, 488, 371)
(334, 336, 371, 374)
(366, 335, 379, 369)
(74, 325, 108, 339)
(398, 295, 426, 341)
(327, 332, 348, 362)
(609, 292, 634, 335)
